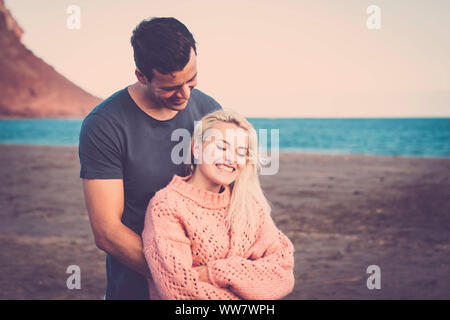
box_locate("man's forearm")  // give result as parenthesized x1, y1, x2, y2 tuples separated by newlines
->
(99, 223, 151, 278)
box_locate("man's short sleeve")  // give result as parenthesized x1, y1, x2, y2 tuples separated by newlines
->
(79, 114, 124, 179)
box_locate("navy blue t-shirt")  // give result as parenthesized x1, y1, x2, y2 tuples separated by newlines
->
(78, 87, 222, 299)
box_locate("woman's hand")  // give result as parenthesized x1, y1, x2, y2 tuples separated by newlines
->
(194, 265, 210, 282)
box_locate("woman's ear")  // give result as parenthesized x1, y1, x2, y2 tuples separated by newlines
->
(192, 140, 201, 164)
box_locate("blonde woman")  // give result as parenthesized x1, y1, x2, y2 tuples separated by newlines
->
(141, 110, 295, 300)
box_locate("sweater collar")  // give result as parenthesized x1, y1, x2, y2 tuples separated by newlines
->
(168, 174, 231, 209)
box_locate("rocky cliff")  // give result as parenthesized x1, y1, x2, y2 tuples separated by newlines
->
(0, 0, 101, 118)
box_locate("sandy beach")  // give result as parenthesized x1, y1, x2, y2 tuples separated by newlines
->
(0, 144, 449, 300)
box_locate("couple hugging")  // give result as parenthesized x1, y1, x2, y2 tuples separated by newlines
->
(79, 17, 294, 300)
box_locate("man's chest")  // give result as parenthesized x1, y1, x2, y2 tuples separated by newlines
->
(122, 136, 187, 204)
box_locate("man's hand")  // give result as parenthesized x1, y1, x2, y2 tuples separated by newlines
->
(194, 265, 210, 283)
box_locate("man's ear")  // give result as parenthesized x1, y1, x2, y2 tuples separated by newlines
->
(135, 68, 148, 84)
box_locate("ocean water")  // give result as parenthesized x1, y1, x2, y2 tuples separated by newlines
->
(0, 118, 449, 157)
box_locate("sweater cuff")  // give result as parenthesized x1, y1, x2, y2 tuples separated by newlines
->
(206, 259, 232, 288)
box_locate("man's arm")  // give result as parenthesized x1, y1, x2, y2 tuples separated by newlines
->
(82, 178, 150, 278)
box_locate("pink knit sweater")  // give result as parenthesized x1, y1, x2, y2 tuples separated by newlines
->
(142, 174, 295, 300)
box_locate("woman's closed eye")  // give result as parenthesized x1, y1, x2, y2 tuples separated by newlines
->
(216, 143, 226, 151)
(237, 150, 247, 158)
(215, 143, 247, 159)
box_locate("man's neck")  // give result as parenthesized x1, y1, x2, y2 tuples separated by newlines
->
(127, 83, 179, 121)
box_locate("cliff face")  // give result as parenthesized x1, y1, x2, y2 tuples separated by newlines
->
(0, 0, 101, 118)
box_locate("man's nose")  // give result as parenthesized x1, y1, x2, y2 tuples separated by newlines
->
(175, 84, 190, 100)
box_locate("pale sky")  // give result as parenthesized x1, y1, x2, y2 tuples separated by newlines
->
(5, 0, 450, 117)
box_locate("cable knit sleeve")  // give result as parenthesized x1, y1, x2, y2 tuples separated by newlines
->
(142, 194, 241, 300)
(206, 209, 295, 300)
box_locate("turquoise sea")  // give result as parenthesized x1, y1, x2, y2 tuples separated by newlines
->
(0, 118, 449, 157)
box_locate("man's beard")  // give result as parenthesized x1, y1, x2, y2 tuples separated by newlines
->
(145, 87, 189, 111)
(145, 89, 169, 110)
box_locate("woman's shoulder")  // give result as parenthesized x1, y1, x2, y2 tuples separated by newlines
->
(149, 184, 182, 216)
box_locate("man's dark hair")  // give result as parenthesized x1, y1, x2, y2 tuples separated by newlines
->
(131, 17, 197, 82)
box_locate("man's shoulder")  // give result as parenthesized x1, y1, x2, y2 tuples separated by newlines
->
(84, 88, 127, 121)
(81, 88, 129, 130)
(189, 88, 222, 114)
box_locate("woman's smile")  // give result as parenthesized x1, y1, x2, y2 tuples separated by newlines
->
(215, 163, 236, 173)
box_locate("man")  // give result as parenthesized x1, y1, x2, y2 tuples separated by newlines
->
(78, 17, 222, 300)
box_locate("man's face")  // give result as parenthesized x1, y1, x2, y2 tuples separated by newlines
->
(145, 47, 198, 111)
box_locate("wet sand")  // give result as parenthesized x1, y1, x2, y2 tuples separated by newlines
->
(0, 144, 449, 299)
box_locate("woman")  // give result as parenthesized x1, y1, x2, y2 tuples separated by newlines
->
(142, 110, 295, 300)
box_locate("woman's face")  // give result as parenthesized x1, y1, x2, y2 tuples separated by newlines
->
(193, 122, 249, 187)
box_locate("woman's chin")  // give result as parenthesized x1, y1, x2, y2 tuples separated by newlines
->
(199, 165, 240, 189)
(208, 172, 237, 186)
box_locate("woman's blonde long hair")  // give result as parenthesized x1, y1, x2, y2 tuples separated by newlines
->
(185, 109, 271, 237)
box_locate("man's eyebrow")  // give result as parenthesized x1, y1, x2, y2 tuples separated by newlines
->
(187, 72, 198, 82)
(161, 73, 197, 90)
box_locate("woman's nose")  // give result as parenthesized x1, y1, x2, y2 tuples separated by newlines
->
(224, 148, 236, 164)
